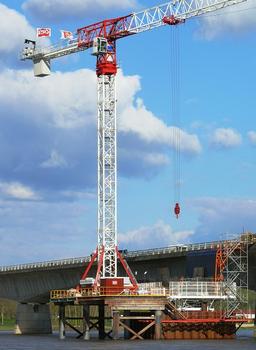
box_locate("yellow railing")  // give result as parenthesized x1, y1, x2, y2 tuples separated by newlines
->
(50, 287, 167, 300)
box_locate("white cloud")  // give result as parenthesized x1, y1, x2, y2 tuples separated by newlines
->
(2, 66, 200, 151)
(0, 4, 34, 66)
(0, 182, 38, 200)
(144, 153, 169, 166)
(193, 197, 256, 239)
(119, 220, 194, 250)
(22, 0, 139, 22)
(197, 0, 256, 40)
(40, 150, 67, 168)
(0, 68, 201, 190)
(210, 128, 242, 149)
(248, 130, 256, 145)
(0, 68, 97, 129)
(120, 98, 202, 155)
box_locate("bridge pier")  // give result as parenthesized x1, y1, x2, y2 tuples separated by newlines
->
(15, 303, 52, 335)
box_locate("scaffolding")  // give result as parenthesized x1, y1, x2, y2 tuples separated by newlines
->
(169, 281, 227, 300)
(167, 233, 249, 320)
(220, 233, 249, 318)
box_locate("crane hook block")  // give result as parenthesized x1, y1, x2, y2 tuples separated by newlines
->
(174, 203, 180, 219)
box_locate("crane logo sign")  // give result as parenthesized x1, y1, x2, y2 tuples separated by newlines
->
(36, 28, 51, 38)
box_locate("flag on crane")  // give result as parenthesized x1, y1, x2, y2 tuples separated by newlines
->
(60, 30, 73, 40)
(36, 28, 51, 38)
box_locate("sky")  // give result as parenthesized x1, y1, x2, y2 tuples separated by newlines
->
(0, 0, 256, 265)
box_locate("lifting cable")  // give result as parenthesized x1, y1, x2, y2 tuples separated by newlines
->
(170, 25, 181, 219)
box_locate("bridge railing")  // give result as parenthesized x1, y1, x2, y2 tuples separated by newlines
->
(127, 241, 220, 258)
(0, 256, 90, 272)
(1, 234, 255, 273)
(126, 234, 256, 258)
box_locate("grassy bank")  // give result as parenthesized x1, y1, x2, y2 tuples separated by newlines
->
(0, 319, 15, 331)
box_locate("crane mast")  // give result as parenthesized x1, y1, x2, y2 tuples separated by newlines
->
(21, 0, 246, 285)
(97, 70, 117, 278)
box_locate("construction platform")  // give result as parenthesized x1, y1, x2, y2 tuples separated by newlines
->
(51, 289, 166, 340)
(50, 284, 247, 341)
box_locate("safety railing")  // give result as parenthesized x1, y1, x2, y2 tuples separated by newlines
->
(169, 281, 227, 299)
(50, 286, 167, 300)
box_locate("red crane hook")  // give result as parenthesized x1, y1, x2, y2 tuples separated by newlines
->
(174, 203, 180, 219)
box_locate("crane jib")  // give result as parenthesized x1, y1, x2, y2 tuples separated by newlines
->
(21, 0, 246, 62)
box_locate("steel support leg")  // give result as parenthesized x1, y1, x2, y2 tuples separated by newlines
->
(59, 304, 65, 340)
(112, 311, 120, 340)
(155, 310, 162, 340)
(83, 304, 90, 340)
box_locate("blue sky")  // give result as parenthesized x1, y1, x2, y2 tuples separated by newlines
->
(0, 0, 256, 265)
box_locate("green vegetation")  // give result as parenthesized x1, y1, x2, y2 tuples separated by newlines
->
(0, 299, 17, 331)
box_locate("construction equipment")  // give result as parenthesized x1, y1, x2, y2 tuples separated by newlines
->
(21, 0, 246, 290)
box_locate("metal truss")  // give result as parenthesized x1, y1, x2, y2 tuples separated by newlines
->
(128, 0, 246, 33)
(97, 74, 117, 278)
(21, 0, 246, 62)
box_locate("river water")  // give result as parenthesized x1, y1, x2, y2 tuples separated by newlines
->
(0, 329, 255, 350)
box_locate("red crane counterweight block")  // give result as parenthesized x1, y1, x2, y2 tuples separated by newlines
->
(174, 203, 180, 219)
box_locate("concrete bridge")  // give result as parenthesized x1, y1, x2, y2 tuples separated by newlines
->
(0, 240, 255, 304)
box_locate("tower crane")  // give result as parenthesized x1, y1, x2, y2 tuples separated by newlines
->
(21, 0, 246, 290)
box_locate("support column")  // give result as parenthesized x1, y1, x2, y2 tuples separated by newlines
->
(15, 303, 52, 335)
(98, 304, 105, 339)
(59, 304, 65, 340)
(112, 311, 120, 340)
(83, 304, 90, 340)
(155, 310, 162, 340)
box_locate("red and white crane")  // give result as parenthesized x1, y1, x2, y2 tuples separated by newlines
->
(21, 0, 246, 289)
